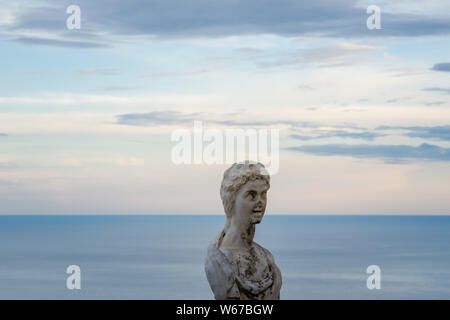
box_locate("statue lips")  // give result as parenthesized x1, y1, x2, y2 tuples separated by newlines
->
(252, 207, 264, 220)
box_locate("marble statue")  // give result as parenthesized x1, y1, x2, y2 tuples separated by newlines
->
(205, 161, 282, 300)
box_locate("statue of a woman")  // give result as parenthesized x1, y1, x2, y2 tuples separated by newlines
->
(205, 161, 282, 300)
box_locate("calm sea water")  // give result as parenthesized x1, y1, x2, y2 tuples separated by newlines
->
(0, 215, 449, 299)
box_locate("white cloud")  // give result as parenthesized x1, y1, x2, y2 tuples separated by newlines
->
(302, 42, 385, 64)
(0, 93, 217, 106)
(356, 0, 450, 16)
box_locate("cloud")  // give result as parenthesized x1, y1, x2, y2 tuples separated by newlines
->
(0, 133, 7, 137)
(98, 86, 135, 91)
(390, 67, 430, 77)
(0, 93, 213, 106)
(290, 130, 383, 141)
(235, 47, 265, 54)
(424, 101, 445, 106)
(376, 125, 450, 141)
(116, 110, 323, 129)
(13, 36, 109, 48)
(0, 161, 18, 169)
(114, 156, 146, 167)
(116, 111, 203, 126)
(423, 87, 450, 94)
(288, 143, 450, 162)
(79, 68, 119, 76)
(302, 43, 384, 63)
(142, 70, 208, 78)
(3, 0, 450, 48)
(432, 62, 450, 72)
(255, 42, 384, 68)
(298, 85, 316, 91)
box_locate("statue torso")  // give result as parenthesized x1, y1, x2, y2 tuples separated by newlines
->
(205, 230, 282, 300)
(219, 243, 278, 299)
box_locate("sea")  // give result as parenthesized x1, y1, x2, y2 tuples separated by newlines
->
(0, 215, 449, 299)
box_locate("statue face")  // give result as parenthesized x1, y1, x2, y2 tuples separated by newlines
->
(234, 179, 269, 225)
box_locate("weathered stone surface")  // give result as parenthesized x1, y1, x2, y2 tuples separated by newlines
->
(205, 161, 282, 300)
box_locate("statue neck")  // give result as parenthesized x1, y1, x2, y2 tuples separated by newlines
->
(221, 219, 255, 250)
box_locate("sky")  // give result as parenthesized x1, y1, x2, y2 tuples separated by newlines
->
(0, 0, 450, 215)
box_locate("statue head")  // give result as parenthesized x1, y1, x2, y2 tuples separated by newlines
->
(220, 161, 270, 228)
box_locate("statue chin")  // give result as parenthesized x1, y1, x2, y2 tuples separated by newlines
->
(250, 214, 264, 224)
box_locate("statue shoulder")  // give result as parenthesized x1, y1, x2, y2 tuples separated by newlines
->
(205, 239, 240, 299)
(253, 242, 282, 296)
(253, 242, 275, 260)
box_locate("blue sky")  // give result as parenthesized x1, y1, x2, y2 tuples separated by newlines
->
(1, 0, 450, 214)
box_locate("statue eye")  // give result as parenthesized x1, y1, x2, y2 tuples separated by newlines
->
(248, 191, 256, 199)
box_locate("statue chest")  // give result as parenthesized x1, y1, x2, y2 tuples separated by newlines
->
(224, 246, 274, 297)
